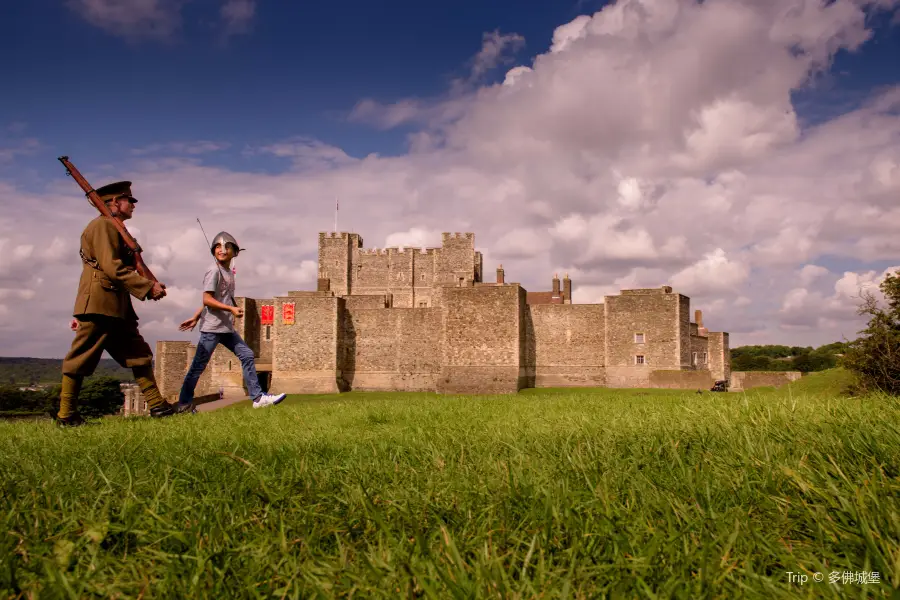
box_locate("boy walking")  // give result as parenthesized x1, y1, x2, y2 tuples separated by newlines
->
(176, 231, 285, 413)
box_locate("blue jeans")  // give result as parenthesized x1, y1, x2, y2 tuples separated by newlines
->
(178, 331, 261, 405)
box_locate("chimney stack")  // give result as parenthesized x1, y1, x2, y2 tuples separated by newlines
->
(552, 273, 560, 296)
(695, 309, 703, 328)
(496, 264, 505, 284)
(563, 273, 572, 304)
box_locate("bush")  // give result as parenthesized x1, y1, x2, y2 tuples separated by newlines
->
(0, 376, 125, 418)
(841, 269, 900, 395)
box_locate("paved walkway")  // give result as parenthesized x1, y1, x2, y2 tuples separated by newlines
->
(195, 396, 249, 412)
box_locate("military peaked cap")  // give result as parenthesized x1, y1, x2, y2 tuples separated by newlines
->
(96, 181, 137, 203)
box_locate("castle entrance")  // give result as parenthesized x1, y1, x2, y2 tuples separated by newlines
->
(254, 361, 272, 393)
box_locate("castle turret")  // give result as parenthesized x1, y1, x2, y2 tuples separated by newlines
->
(317, 232, 361, 297)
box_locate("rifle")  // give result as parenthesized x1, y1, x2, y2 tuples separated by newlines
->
(57, 156, 159, 285)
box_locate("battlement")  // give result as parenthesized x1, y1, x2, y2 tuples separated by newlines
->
(319, 231, 363, 247)
(358, 248, 390, 255)
(441, 232, 475, 243)
(621, 286, 674, 295)
(376, 246, 436, 255)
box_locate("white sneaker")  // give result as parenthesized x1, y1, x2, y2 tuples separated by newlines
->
(253, 393, 286, 409)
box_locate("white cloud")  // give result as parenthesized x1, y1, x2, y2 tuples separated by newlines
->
(0, 138, 41, 162)
(670, 248, 750, 296)
(249, 137, 358, 171)
(5, 0, 900, 355)
(384, 227, 442, 250)
(468, 30, 526, 83)
(67, 0, 187, 41)
(132, 141, 231, 156)
(220, 0, 256, 37)
(779, 265, 900, 330)
(798, 264, 830, 287)
(66, 0, 257, 42)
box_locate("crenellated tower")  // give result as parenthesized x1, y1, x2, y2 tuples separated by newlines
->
(318, 232, 362, 297)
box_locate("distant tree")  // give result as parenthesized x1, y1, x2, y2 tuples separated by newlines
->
(77, 377, 125, 418)
(842, 270, 900, 395)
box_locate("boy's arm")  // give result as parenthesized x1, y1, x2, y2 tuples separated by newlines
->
(178, 305, 206, 331)
(203, 291, 240, 313)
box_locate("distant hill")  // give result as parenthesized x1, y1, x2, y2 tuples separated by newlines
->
(0, 357, 134, 386)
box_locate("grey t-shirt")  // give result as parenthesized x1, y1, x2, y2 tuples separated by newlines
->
(198, 264, 236, 333)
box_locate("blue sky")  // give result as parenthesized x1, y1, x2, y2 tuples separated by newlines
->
(3, 0, 894, 173)
(3, 0, 606, 170)
(0, 0, 899, 357)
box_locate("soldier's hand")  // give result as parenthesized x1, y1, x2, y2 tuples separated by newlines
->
(149, 282, 167, 300)
(70, 318, 79, 332)
(231, 306, 244, 318)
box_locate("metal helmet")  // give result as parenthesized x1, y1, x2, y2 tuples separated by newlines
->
(210, 231, 243, 256)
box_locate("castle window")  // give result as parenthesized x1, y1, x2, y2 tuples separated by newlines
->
(418, 301, 427, 308)
(421, 274, 425, 281)
(635, 355, 645, 365)
(265, 325, 271, 341)
(458, 277, 464, 287)
(702, 352, 708, 364)
(692, 352, 698, 366)
(228, 360, 232, 371)
(634, 332, 645, 344)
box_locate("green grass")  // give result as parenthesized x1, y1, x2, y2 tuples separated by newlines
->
(1, 369, 898, 598)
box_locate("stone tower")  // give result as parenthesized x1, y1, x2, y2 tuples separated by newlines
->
(317, 232, 362, 297)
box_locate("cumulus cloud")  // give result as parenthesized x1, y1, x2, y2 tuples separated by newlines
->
(66, 0, 187, 41)
(220, 0, 256, 37)
(779, 266, 900, 331)
(347, 29, 524, 131)
(0, 137, 42, 162)
(6, 0, 900, 356)
(384, 228, 443, 250)
(248, 137, 359, 171)
(467, 30, 526, 83)
(132, 141, 231, 156)
(67, 0, 257, 42)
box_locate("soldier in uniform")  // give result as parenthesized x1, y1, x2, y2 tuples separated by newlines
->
(52, 180, 176, 426)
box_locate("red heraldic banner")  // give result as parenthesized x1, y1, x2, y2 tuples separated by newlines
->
(261, 305, 274, 325)
(282, 302, 295, 325)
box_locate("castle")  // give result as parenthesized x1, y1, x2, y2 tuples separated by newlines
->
(151, 230, 736, 403)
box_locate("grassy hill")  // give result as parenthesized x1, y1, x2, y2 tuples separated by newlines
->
(1, 368, 896, 597)
(0, 356, 133, 386)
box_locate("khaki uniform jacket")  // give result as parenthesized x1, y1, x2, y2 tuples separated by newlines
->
(72, 216, 155, 321)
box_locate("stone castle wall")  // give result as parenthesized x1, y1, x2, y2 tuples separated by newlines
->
(604, 288, 681, 388)
(524, 304, 606, 388)
(153, 230, 756, 400)
(438, 285, 526, 394)
(341, 305, 443, 391)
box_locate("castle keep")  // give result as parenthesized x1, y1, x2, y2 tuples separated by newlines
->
(153, 231, 732, 401)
